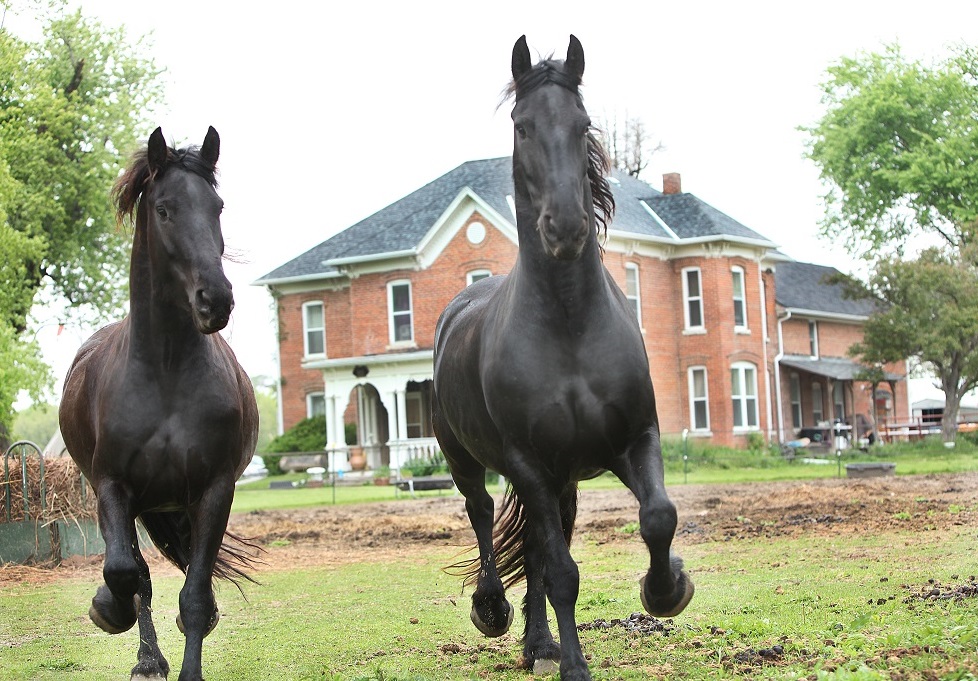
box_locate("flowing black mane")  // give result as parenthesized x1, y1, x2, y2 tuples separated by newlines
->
(113, 143, 219, 226)
(503, 58, 616, 239)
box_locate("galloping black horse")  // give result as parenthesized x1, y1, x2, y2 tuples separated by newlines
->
(59, 127, 259, 681)
(432, 36, 694, 680)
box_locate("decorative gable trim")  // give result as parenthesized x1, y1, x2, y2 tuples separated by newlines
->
(414, 187, 518, 270)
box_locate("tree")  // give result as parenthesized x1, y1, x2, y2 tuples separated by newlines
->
(844, 247, 978, 442)
(1, 4, 163, 331)
(804, 44, 978, 259)
(599, 114, 663, 178)
(0, 3, 162, 446)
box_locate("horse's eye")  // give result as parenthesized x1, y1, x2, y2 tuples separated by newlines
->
(515, 123, 527, 139)
(156, 204, 168, 219)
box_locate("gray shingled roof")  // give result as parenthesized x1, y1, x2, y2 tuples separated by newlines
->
(775, 261, 879, 318)
(255, 157, 774, 284)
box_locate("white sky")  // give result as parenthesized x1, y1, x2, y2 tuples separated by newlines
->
(10, 0, 978, 406)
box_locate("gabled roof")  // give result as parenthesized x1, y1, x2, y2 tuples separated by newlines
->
(255, 157, 775, 285)
(775, 261, 878, 319)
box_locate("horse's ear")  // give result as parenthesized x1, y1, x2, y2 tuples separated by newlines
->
(147, 127, 167, 173)
(200, 126, 220, 168)
(565, 34, 585, 81)
(512, 35, 532, 81)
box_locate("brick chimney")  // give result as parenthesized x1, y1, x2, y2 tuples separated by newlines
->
(662, 172, 682, 195)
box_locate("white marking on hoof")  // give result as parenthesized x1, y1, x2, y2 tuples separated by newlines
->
(532, 658, 560, 676)
(130, 674, 167, 681)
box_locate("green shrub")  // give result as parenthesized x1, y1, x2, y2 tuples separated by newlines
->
(263, 417, 328, 475)
(401, 450, 448, 477)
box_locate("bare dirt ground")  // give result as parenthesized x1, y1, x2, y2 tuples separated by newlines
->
(3, 472, 976, 586)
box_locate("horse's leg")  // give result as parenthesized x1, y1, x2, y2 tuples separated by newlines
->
(130, 538, 170, 680)
(176, 480, 232, 681)
(520, 520, 560, 671)
(439, 430, 513, 637)
(509, 468, 589, 681)
(611, 429, 694, 618)
(90, 479, 141, 635)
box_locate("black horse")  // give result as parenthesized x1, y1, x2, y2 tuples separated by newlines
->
(432, 36, 694, 680)
(59, 127, 259, 681)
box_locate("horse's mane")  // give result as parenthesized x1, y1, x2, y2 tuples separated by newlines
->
(112, 143, 219, 227)
(503, 57, 616, 239)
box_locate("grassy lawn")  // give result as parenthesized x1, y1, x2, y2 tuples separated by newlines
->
(2, 519, 975, 679)
(231, 439, 977, 513)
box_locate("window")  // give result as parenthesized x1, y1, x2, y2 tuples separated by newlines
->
(467, 269, 491, 286)
(307, 392, 326, 418)
(625, 263, 642, 326)
(790, 373, 802, 429)
(688, 367, 710, 431)
(405, 393, 424, 438)
(732, 266, 747, 330)
(682, 267, 704, 331)
(833, 382, 846, 421)
(731, 362, 759, 430)
(387, 281, 414, 343)
(812, 382, 824, 424)
(808, 320, 819, 357)
(302, 301, 325, 357)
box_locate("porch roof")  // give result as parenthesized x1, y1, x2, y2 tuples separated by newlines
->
(779, 355, 903, 382)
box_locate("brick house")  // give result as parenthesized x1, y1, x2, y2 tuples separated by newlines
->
(254, 158, 909, 471)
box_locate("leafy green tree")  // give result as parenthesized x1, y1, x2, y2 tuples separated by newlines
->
(804, 44, 978, 258)
(1, 4, 162, 330)
(11, 401, 59, 446)
(0, 3, 161, 446)
(845, 247, 978, 442)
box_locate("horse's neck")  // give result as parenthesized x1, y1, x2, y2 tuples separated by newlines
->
(127, 222, 202, 363)
(512, 194, 609, 316)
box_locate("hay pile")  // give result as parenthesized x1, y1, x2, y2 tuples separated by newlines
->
(1, 455, 97, 523)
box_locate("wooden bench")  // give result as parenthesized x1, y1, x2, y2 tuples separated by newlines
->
(395, 475, 456, 497)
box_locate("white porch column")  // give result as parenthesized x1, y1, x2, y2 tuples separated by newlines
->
(386, 389, 403, 471)
(396, 389, 409, 441)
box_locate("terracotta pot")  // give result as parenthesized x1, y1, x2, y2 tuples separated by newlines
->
(349, 448, 366, 471)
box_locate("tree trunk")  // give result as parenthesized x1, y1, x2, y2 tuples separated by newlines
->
(941, 375, 962, 443)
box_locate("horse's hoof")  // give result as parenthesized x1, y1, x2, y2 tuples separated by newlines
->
(131, 653, 169, 680)
(470, 599, 514, 637)
(89, 587, 140, 634)
(176, 606, 220, 637)
(130, 673, 167, 681)
(532, 658, 560, 676)
(640, 569, 695, 618)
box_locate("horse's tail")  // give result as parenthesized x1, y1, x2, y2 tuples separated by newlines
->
(449, 482, 578, 589)
(138, 511, 263, 593)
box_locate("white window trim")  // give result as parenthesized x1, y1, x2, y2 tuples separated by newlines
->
(687, 366, 711, 433)
(405, 392, 424, 439)
(732, 265, 749, 332)
(625, 262, 643, 329)
(681, 267, 704, 332)
(306, 391, 325, 418)
(467, 269, 492, 286)
(387, 280, 415, 346)
(302, 301, 325, 358)
(731, 361, 760, 431)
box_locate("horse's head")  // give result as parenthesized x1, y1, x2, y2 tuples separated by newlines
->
(510, 35, 596, 261)
(140, 127, 233, 334)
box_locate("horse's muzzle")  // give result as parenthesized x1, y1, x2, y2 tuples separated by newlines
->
(194, 287, 234, 334)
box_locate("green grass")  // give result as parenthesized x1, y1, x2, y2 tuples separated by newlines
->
(2, 517, 976, 679)
(233, 440, 977, 514)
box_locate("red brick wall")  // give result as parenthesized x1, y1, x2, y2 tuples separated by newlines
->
(274, 213, 517, 431)
(273, 228, 904, 447)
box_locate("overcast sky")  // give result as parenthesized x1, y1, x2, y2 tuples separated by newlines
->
(10, 0, 978, 404)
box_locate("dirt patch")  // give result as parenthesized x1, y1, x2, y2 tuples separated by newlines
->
(3, 472, 976, 584)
